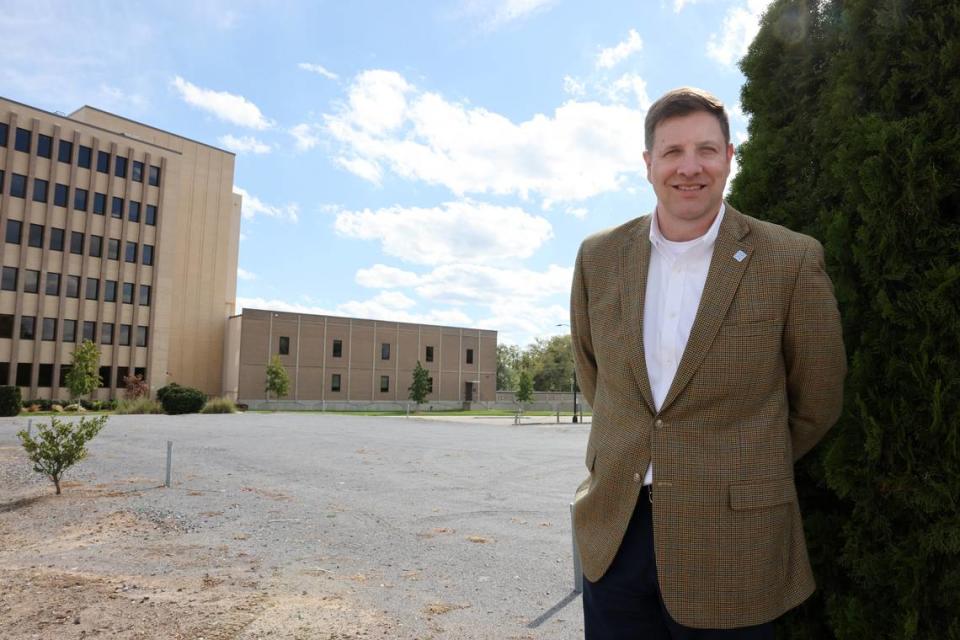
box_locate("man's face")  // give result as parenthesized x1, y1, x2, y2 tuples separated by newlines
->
(643, 111, 734, 239)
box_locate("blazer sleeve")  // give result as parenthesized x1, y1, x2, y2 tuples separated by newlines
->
(784, 238, 847, 461)
(571, 243, 598, 408)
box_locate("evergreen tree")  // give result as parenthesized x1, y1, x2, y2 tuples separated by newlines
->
(64, 340, 102, 400)
(408, 361, 430, 407)
(264, 355, 290, 402)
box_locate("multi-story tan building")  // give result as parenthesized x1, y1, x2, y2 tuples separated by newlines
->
(230, 309, 497, 409)
(0, 96, 240, 400)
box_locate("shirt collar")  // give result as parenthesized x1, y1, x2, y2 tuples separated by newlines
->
(649, 202, 726, 249)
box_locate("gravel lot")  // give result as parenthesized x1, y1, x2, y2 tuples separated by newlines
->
(0, 412, 590, 639)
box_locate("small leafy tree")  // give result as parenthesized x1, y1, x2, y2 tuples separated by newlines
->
(17, 415, 108, 494)
(265, 355, 290, 402)
(408, 360, 430, 408)
(64, 340, 102, 400)
(516, 370, 533, 416)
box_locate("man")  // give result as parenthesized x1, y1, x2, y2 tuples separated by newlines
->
(570, 87, 846, 639)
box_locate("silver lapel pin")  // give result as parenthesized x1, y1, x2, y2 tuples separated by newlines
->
(734, 250, 747, 262)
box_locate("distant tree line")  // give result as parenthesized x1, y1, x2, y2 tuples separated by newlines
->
(497, 335, 577, 392)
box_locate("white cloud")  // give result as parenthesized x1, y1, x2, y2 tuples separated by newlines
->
(563, 75, 586, 96)
(566, 206, 588, 219)
(334, 200, 553, 266)
(707, 0, 772, 68)
(234, 186, 299, 223)
(97, 84, 148, 111)
(356, 264, 421, 289)
(324, 69, 648, 204)
(414, 263, 572, 303)
(218, 134, 271, 154)
(673, 0, 700, 12)
(289, 123, 323, 151)
(237, 267, 256, 281)
(171, 76, 273, 129)
(297, 62, 339, 80)
(596, 28, 643, 69)
(481, 299, 570, 347)
(463, 0, 556, 28)
(606, 72, 653, 110)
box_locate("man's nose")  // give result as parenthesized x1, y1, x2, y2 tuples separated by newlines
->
(676, 152, 701, 176)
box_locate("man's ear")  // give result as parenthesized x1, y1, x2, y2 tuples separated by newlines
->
(643, 150, 652, 181)
(726, 143, 735, 162)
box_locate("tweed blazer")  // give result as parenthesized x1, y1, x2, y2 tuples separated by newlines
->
(570, 205, 846, 629)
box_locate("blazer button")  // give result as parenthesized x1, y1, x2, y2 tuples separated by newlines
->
(655, 419, 664, 429)
(633, 473, 641, 482)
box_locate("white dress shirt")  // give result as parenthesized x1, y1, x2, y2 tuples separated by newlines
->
(641, 204, 725, 485)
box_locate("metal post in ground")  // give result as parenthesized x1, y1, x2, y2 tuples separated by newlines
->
(164, 441, 173, 488)
(27, 418, 32, 437)
(570, 502, 582, 593)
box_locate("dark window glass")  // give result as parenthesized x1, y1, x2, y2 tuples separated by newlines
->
(0, 362, 7, 385)
(466, 348, 474, 364)
(381, 343, 390, 360)
(85, 277, 99, 300)
(23, 269, 39, 294)
(107, 238, 120, 260)
(58, 139, 73, 163)
(104, 279, 116, 302)
(111, 196, 123, 218)
(5, 219, 21, 244)
(15, 127, 31, 153)
(63, 319, 77, 342)
(427, 377, 433, 393)
(119, 324, 131, 346)
(122, 282, 134, 304)
(114, 156, 127, 178)
(37, 134, 52, 158)
(45, 272, 60, 296)
(1, 267, 17, 291)
(16, 363, 32, 387)
(136, 325, 149, 347)
(77, 145, 92, 168)
(332, 339, 343, 358)
(0, 122, 7, 147)
(331, 374, 341, 392)
(0, 169, 4, 192)
(380, 375, 389, 393)
(146, 204, 157, 225)
(425, 346, 434, 362)
(132, 161, 144, 182)
(99, 366, 112, 388)
(279, 336, 290, 355)
(89, 235, 102, 258)
(11, 173, 27, 198)
(82, 321, 95, 341)
(97, 150, 110, 173)
(93, 192, 106, 215)
(138, 284, 150, 306)
(73, 187, 88, 211)
(38, 363, 53, 387)
(59, 364, 72, 386)
(42, 318, 56, 341)
(66, 275, 80, 298)
(134, 367, 145, 380)
(0, 314, 13, 338)
(50, 227, 64, 251)
(32, 178, 48, 203)
(125, 242, 137, 263)
(101, 322, 113, 345)
(142, 244, 153, 265)
(54, 183, 68, 207)
(28, 224, 43, 248)
(148, 165, 161, 186)
(20, 316, 35, 339)
(70, 231, 84, 254)
(128, 200, 140, 222)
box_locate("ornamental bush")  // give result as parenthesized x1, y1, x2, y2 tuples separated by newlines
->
(200, 396, 237, 414)
(17, 415, 108, 494)
(160, 385, 206, 415)
(0, 386, 21, 417)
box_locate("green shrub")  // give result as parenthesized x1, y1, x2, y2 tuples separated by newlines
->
(17, 415, 108, 494)
(200, 396, 237, 414)
(0, 386, 21, 417)
(156, 382, 181, 404)
(160, 385, 206, 415)
(114, 397, 165, 414)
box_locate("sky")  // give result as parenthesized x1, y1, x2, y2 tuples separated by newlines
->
(0, 0, 770, 347)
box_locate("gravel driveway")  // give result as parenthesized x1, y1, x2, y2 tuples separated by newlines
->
(0, 412, 590, 639)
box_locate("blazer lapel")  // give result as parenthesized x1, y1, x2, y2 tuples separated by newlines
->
(620, 217, 656, 414)
(659, 207, 753, 414)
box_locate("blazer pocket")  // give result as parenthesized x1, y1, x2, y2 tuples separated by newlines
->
(729, 477, 796, 510)
(584, 443, 597, 472)
(718, 319, 782, 337)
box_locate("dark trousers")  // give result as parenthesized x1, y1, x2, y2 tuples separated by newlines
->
(582, 486, 775, 640)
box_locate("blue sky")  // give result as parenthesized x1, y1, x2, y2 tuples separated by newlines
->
(1, 0, 769, 346)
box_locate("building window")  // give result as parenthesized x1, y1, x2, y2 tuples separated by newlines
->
(427, 377, 434, 393)
(101, 322, 114, 345)
(45, 272, 60, 296)
(142, 244, 154, 265)
(38, 364, 54, 387)
(28, 224, 43, 248)
(148, 165, 161, 186)
(0, 362, 7, 385)
(331, 374, 341, 392)
(103, 279, 117, 302)
(42, 318, 57, 341)
(89, 235, 103, 258)
(0, 169, 4, 192)
(23, 269, 39, 294)
(1, 267, 17, 291)
(85, 277, 99, 300)
(58, 139, 73, 163)
(136, 325, 149, 347)
(99, 366, 112, 388)
(58, 364, 71, 386)
(11, 173, 27, 198)
(332, 339, 343, 358)
(73, 187, 88, 211)
(96, 150, 110, 173)
(49, 228, 64, 251)
(380, 375, 389, 393)
(111, 196, 123, 218)
(20, 316, 35, 339)
(37, 134, 52, 158)
(381, 343, 390, 360)
(466, 348, 474, 364)
(5, 219, 21, 244)
(125, 242, 137, 263)
(115, 156, 127, 178)
(132, 161, 144, 182)
(54, 183, 69, 207)
(63, 319, 77, 343)
(107, 238, 120, 260)
(66, 275, 80, 298)
(77, 145, 92, 168)
(0, 314, 13, 338)
(16, 363, 32, 387)
(139, 284, 150, 306)
(82, 321, 95, 342)
(93, 192, 106, 215)
(122, 282, 134, 304)
(32, 178, 48, 203)
(279, 336, 290, 355)
(146, 205, 157, 225)
(0, 122, 7, 147)
(426, 346, 434, 362)
(119, 324, 131, 346)
(70, 231, 84, 254)
(128, 200, 140, 222)
(14, 127, 31, 153)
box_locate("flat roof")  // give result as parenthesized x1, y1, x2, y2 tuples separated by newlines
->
(241, 308, 497, 335)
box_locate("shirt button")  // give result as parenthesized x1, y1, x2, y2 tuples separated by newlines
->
(655, 419, 664, 429)
(633, 473, 641, 482)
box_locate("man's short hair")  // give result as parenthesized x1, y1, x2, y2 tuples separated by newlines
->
(644, 87, 730, 152)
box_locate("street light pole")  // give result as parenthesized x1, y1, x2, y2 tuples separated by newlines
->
(557, 323, 578, 424)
